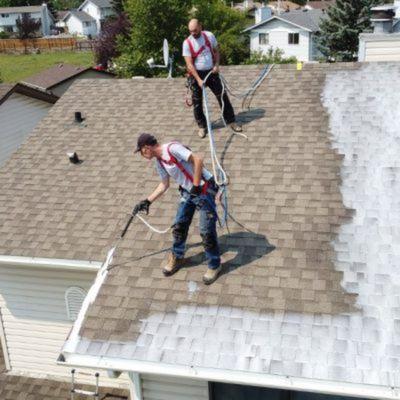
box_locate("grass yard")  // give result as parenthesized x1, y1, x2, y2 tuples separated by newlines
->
(0, 51, 94, 83)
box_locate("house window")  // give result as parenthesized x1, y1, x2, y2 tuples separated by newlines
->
(1, 13, 10, 17)
(259, 33, 269, 45)
(4, 25, 13, 32)
(83, 21, 91, 27)
(209, 382, 373, 400)
(288, 32, 299, 44)
(65, 286, 87, 321)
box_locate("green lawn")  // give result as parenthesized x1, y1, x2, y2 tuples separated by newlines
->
(0, 51, 95, 83)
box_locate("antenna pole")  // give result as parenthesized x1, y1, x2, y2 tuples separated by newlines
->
(168, 55, 173, 79)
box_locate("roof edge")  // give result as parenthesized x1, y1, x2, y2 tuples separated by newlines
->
(0, 83, 59, 106)
(59, 353, 400, 400)
(0, 254, 102, 271)
(243, 15, 313, 32)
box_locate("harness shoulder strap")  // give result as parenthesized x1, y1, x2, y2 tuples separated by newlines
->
(159, 142, 209, 194)
(202, 31, 215, 62)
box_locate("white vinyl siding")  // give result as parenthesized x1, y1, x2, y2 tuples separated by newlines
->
(0, 265, 129, 388)
(141, 374, 209, 400)
(365, 39, 400, 61)
(0, 93, 52, 167)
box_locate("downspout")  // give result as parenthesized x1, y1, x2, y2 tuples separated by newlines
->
(0, 307, 11, 371)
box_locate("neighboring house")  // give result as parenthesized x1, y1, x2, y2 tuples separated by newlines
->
(78, 0, 115, 35)
(0, 4, 54, 36)
(1, 62, 400, 400)
(0, 83, 58, 167)
(62, 10, 97, 37)
(244, 8, 325, 61)
(21, 63, 115, 97)
(55, 10, 68, 30)
(359, 2, 400, 62)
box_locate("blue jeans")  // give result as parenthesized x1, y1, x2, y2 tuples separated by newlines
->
(172, 190, 220, 269)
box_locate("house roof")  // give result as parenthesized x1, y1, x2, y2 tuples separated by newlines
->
(88, 0, 112, 8)
(1, 62, 400, 393)
(0, 5, 42, 13)
(268, 1, 303, 11)
(0, 340, 129, 399)
(0, 84, 13, 101)
(0, 83, 59, 106)
(305, 0, 335, 10)
(78, 0, 112, 10)
(21, 64, 105, 91)
(63, 9, 96, 23)
(244, 9, 324, 32)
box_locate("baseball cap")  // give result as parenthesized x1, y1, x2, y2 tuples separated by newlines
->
(134, 133, 158, 153)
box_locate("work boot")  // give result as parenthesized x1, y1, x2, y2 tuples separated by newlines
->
(203, 265, 222, 285)
(162, 253, 184, 277)
(198, 127, 208, 138)
(229, 122, 243, 133)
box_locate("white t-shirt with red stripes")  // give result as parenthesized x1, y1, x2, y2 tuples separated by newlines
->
(155, 142, 213, 192)
(182, 31, 218, 71)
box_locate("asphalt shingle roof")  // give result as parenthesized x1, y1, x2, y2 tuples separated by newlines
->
(88, 0, 112, 8)
(22, 64, 92, 91)
(1, 63, 400, 391)
(245, 9, 325, 32)
(0, 343, 129, 399)
(0, 5, 41, 13)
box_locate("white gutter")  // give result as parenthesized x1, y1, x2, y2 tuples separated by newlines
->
(0, 255, 101, 272)
(60, 353, 400, 400)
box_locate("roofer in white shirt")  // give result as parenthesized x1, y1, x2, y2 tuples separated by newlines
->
(133, 133, 222, 285)
(183, 19, 242, 138)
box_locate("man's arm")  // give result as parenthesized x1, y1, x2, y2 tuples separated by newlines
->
(188, 153, 203, 188)
(184, 56, 203, 87)
(147, 177, 170, 203)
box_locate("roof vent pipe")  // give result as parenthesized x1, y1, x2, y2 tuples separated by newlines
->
(74, 111, 84, 123)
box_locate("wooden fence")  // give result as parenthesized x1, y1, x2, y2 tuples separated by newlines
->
(0, 38, 94, 54)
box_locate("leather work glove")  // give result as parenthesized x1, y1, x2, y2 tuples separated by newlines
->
(133, 199, 151, 215)
(189, 185, 202, 198)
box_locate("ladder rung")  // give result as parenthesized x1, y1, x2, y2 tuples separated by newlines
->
(72, 389, 98, 396)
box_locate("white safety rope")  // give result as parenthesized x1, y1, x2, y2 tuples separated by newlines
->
(202, 70, 229, 186)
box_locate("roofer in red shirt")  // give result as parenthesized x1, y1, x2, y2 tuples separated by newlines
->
(183, 19, 242, 138)
(133, 133, 222, 285)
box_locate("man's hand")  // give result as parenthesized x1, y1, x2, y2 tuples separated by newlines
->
(197, 79, 204, 88)
(189, 185, 202, 198)
(133, 199, 151, 215)
(212, 65, 219, 74)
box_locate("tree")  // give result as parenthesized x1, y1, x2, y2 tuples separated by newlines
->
(116, 0, 249, 77)
(94, 13, 131, 68)
(192, 0, 249, 65)
(317, 0, 385, 61)
(111, 0, 124, 14)
(16, 13, 42, 39)
(116, 0, 192, 77)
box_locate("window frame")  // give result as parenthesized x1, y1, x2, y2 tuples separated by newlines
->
(288, 32, 300, 45)
(259, 32, 269, 46)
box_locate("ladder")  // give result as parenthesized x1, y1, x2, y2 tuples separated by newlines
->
(70, 369, 100, 399)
